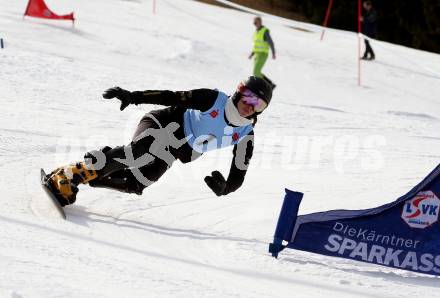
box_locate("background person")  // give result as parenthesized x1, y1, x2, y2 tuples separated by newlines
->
(361, 1, 378, 60)
(249, 16, 276, 88)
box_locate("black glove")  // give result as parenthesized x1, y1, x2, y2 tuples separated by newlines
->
(102, 87, 133, 111)
(204, 171, 228, 196)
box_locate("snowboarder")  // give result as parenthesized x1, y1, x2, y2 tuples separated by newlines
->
(249, 16, 276, 89)
(44, 76, 273, 207)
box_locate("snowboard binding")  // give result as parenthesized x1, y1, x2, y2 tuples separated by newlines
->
(45, 162, 97, 207)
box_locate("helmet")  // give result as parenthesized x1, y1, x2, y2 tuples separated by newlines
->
(241, 76, 272, 105)
(229, 76, 273, 120)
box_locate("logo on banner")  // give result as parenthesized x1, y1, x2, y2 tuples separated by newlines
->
(401, 190, 440, 229)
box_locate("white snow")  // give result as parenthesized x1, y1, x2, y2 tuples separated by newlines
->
(1, 0, 440, 296)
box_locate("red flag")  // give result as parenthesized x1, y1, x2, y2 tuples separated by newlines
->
(24, 0, 74, 22)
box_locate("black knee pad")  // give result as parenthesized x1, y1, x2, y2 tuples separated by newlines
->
(89, 169, 145, 195)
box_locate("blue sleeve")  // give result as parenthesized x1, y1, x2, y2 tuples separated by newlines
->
(264, 30, 275, 54)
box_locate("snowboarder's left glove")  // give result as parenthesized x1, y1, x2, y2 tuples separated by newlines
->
(103, 87, 133, 111)
(204, 171, 227, 196)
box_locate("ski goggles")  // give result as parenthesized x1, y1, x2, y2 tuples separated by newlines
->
(238, 84, 268, 113)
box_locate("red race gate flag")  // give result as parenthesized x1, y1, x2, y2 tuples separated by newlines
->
(24, 0, 74, 23)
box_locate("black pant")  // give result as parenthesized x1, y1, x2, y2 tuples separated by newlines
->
(89, 107, 200, 194)
(363, 39, 375, 59)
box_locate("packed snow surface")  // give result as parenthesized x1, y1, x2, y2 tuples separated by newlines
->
(1, 0, 440, 297)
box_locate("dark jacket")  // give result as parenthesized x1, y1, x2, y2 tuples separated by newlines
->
(363, 8, 378, 38)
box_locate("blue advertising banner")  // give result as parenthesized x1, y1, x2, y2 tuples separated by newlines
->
(269, 163, 440, 276)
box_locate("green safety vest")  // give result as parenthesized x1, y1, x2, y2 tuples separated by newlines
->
(253, 27, 269, 54)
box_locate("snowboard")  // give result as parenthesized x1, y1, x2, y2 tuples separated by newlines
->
(40, 168, 66, 219)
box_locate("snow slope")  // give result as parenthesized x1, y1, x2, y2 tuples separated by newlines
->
(1, 0, 440, 296)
